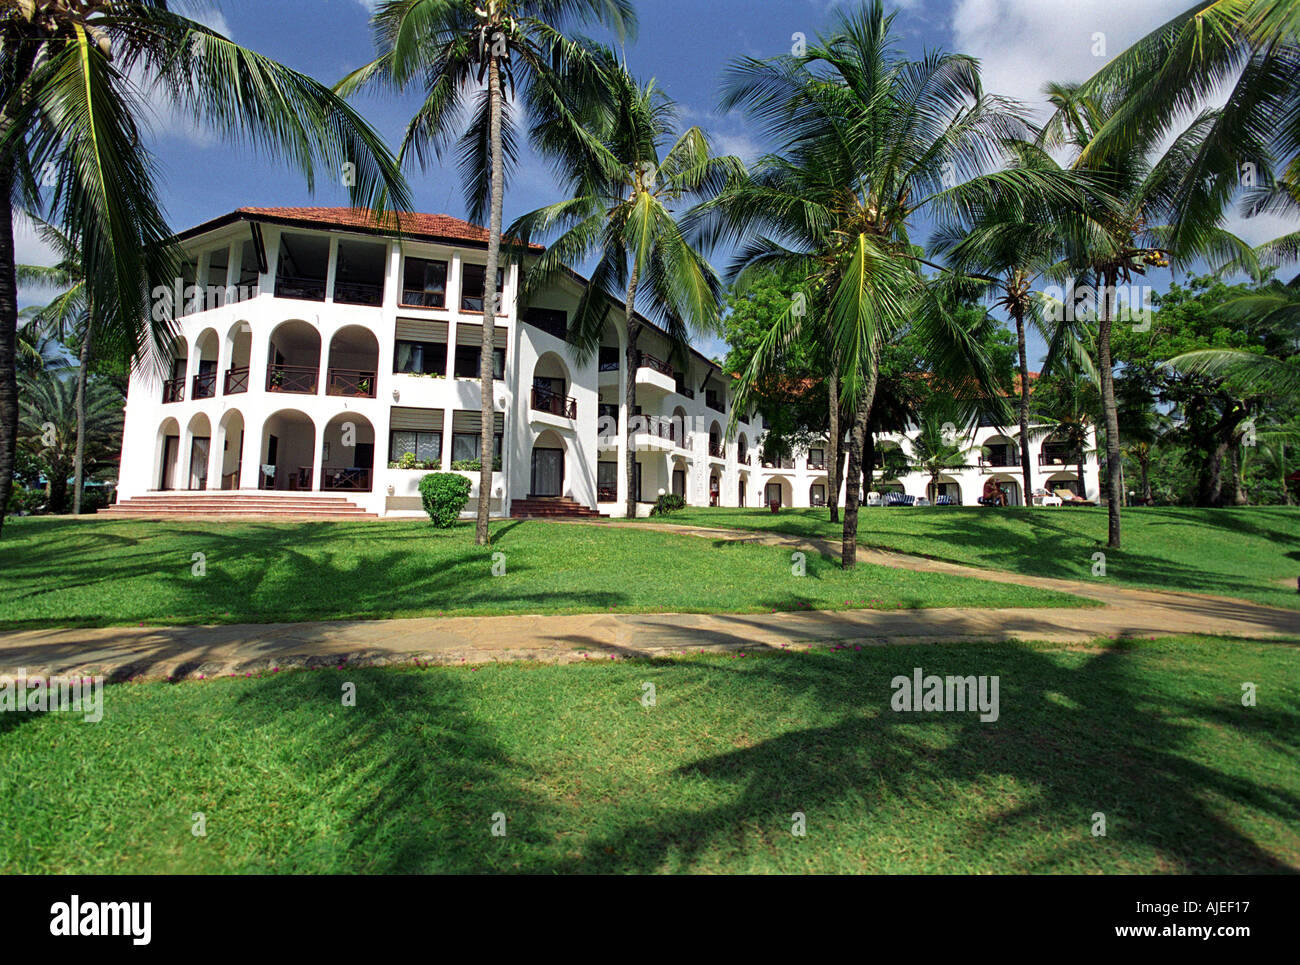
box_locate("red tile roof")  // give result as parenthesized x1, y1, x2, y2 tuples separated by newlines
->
(180, 206, 542, 250)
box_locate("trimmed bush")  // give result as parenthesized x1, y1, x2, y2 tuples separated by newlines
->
(650, 493, 686, 516)
(418, 472, 472, 527)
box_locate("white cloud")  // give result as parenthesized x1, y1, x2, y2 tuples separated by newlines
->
(133, 5, 233, 147)
(950, 0, 1188, 116)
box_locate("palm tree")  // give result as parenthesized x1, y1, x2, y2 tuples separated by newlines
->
(18, 364, 120, 514)
(909, 402, 985, 503)
(699, 2, 1082, 567)
(1041, 84, 1258, 547)
(1029, 372, 1097, 500)
(17, 216, 97, 512)
(1074, 0, 1300, 256)
(343, 0, 636, 543)
(508, 53, 731, 519)
(0, 1, 413, 535)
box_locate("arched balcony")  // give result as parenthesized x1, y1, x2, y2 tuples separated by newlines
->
(326, 326, 380, 398)
(266, 320, 321, 395)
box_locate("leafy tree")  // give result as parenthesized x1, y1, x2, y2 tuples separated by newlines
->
(17, 365, 121, 514)
(908, 398, 986, 501)
(1029, 371, 1098, 499)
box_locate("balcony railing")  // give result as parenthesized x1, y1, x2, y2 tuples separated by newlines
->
(266, 363, 318, 394)
(762, 459, 795, 470)
(979, 454, 1021, 469)
(639, 353, 673, 378)
(598, 403, 619, 428)
(709, 440, 725, 459)
(400, 289, 446, 309)
(162, 377, 185, 403)
(192, 371, 217, 400)
(674, 381, 695, 399)
(1039, 451, 1080, 466)
(334, 279, 384, 306)
(274, 275, 327, 301)
(328, 368, 378, 398)
(705, 395, 725, 414)
(224, 366, 249, 395)
(532, 385, 577, 419)
(322, 467, 372, 492)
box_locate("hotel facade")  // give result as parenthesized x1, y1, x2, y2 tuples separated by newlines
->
(112, 208, 1099, 518)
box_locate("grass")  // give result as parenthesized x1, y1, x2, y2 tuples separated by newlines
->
(632, 506, 1300, 610)
(0, 516, 1085, 630)
(1, 634, 1295, 874)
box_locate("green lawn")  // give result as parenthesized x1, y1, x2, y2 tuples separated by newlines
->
(0, 516, 1084, 630)
(1, 635, 1295, 874)
(633, 506, 1300, 610)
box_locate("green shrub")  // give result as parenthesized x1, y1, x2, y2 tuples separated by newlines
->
(650, 493, 686, 516)
(450, 457, 502, 472)
(418, 472, 472, 527)
(5, 486, 44, 516)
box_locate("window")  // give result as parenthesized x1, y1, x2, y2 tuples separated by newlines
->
(460, 263, 504, 313)
(390, 430, 441, 464)
(401, 257, 448, 308)
(335, 240, 387, 306)
(597, 461, 618, 498)
(393, 340, 447, 376)
(599, 346, 620, 372)
(454, 345, 505, 380)
(808, 448, 825, 468)
(523, 307, 567, 340)
(452, 432, 503, 465)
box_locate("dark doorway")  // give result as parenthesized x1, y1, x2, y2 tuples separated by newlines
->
(672, 469, 686, 498)
(531, 447, 563, 497)
(160, 435, 178, 490)
(189, 436, 210, 490)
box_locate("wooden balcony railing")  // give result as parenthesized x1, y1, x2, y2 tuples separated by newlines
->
(266, 363, 318, 394)
(274, 275, 327, 301)
(1038, 451, 1080, 466)
(162, 377, 185, 403)
(532, 385, 577, 419)
(322, 467, 372, 492)
(327, 368, 377, 398)
(192, 371, 217, 400)
(709, 440, 725, 458)
(400, 289, 446, 309)
(333, 279, 384, 306)
(224, 366, 249, 395)
(979, 454, 1021, 469)
(638, 353, 673, 378)
(674, 381, 695, 399)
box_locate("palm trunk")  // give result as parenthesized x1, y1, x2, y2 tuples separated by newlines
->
(840, 361, 878, 570)
(0, 155, 17, 535)
(1282, 443, 1292, 506)
(623, 267, 640, 520)
(72, 315, 93, 515)
(827, 360, 840, 524)
(1097, 270, 1122, 547)
(1013, 307, 1033, 506)
(476, 55, 505, 546)
(1139, 456, 1151, 504)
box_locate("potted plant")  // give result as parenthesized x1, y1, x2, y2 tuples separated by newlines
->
(769, 499, 781, 513)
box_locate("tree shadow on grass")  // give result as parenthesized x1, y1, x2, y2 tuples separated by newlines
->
(516, 639, 1300, 874)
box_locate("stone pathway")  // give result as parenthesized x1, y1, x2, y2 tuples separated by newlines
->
(2, 522, 1297, 680)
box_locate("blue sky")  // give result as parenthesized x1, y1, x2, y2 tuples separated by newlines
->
(17, 0, 1298, 366)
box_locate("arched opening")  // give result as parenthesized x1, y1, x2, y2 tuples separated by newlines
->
(217, 409, 245, 490)
(738, 471, 749, 507)
(762, 475, 792, 508)
(183, 413, 213, 490)
(1047, 471, 1087, 500)
(669, 405, 689, 449)
(224, 321, 252, 394)
(709, 469, 721, 507)
(928, 475, 963, 505)
(321, 413, 376, 491)
(809, 476, 829, 507)
(737, 432, 750, 466)
(155, 417, 181, 490)
(193, 329, 219, 399)
(668, 455, 689, 502)
(980, 475, 1022, 506)
(531, 351, 574, 418)
(326, 325, 380, 398)
(163, 336, 188, 403)
(530, 428, 567, 497)
(982, 434, 1018, 470)
(260, 409, 316, 490)
(266, 320, 321, 395)
(708, 420, 724, 459)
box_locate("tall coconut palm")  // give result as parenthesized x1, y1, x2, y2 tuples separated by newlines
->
(909, 401, 985, 503)
(1041, 83, 1259, 547)
(0, 1, 413, 535)
(1075, 0, 1300, 255)
(343, 0, 636, 544)
(1029, 371, 1098, 500)
(509, 53, 731, 519)
(698, 1, 1085, 567)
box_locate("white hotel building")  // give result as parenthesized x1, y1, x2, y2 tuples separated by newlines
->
(111, 207, 1099, 519)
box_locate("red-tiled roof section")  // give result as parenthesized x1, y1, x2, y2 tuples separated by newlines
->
(235, 207, 542, 250)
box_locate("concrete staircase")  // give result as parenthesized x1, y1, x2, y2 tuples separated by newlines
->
(509, 496, 603, 519)
(100, 491, 376, 519)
